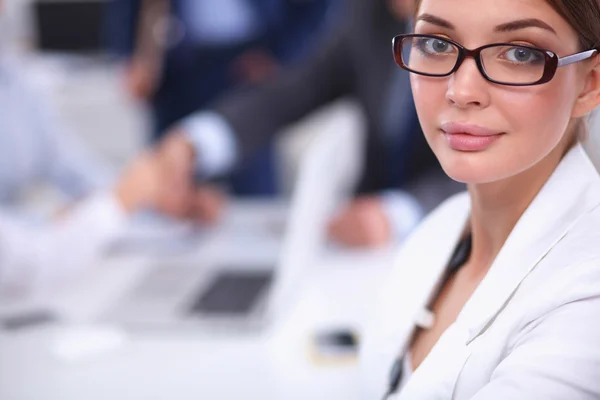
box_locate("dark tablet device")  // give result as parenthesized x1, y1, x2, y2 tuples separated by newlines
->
(315, 329, 359, 355)
(188, 270, 273, 315)
(32, 0, 106, 53)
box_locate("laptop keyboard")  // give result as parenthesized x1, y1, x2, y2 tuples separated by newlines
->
(187, 271, 273, 315)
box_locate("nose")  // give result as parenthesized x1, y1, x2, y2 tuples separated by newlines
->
(445, 58, 491, 109)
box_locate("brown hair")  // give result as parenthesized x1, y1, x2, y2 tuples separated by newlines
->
(542, 0, 600, 141)
(413, 0, 600, 51)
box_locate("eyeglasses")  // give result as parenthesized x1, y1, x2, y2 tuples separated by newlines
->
(392, 34, 598, 86)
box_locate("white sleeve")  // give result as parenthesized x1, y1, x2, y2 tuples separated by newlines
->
(180, 111, 239, 177)
(0, 193, 128, 291)
(19, 69, 117, 196)
(379, 190, 424, 243)
(470, 297, 600, 400)
(46, 123, 118, 196)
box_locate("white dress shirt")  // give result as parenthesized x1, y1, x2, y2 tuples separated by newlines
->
(0, 194, 127, 290)
(359, 143, 600, 399)
(0, 56, 115, 202)
(0, 55, 127, 290)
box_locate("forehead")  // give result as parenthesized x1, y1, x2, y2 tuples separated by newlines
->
(416, 0, 578, 46)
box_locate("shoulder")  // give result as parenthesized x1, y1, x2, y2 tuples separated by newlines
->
(508, 206, 600, 336)
(535, 203, 600, 288)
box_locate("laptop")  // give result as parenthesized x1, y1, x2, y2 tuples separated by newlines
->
(32, 0, 106, 54)
(102, 121, 363, 332)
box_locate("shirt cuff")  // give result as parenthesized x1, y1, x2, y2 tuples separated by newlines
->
(379, 190, 424, 244)
(38, 193, 129, 287)
(180, 111, 238, 177)
(20, 193, 127, 290)
(69, 192, 130, 243)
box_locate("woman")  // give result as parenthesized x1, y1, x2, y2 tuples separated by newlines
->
(359, 0, 600, 398)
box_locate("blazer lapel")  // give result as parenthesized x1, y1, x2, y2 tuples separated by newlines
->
(461, 144, 600, 343)
(395, 145, 600, 400)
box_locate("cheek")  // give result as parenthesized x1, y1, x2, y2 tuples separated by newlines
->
(411, 76, 447, 142)
(410, 74, 578, 184)
(498, 80, 575, 140)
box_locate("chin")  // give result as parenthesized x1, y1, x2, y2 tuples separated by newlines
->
(435, 148, 507, 184)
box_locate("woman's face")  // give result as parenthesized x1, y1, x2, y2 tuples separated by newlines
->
(412, 0, 595, 184)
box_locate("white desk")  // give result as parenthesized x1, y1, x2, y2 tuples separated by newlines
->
(0, 201, 396, 400)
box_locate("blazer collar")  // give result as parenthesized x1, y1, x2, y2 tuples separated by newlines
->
(460, 143, 600, 343)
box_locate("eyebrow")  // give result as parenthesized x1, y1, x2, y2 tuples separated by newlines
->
(417, 14, 455, 30)
(416, 14, 557, 35)
(494, 19, 557, 35)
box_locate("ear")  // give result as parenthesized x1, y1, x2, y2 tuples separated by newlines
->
(572, 54, 600, 118)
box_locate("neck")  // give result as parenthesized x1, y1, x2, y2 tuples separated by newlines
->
(465, 139, 574, 277)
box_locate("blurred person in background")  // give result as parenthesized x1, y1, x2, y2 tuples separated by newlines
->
(157, 0, 464, 249)
(0, 13, 221, 290)
(104, 0, 338, 196)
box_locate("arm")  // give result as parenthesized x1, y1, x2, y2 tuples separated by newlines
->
(0, 147, 217, 290)
(379, 190, 424, 242)
(103, 0, 168, 99)
(470, 297, 600, 399)
(327, 190, 423, 248)
(0, 194, 127, 290)
(43, 118, 117, 198)
(204, 22, 356, 170)
(14, 66, 117, 198)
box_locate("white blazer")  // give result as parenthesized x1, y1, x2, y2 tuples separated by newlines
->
(359, 143, 600, 400)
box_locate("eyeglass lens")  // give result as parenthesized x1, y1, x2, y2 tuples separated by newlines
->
(400, 36, 548, 85)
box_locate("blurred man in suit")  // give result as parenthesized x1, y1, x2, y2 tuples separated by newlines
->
(105, 0, 337, 196)
(156, 0, 463, 248)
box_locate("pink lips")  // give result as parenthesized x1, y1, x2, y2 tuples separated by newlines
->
(440, 122, 504, 152)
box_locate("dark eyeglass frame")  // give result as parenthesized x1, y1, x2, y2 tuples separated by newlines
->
(392, 33, 599, 86)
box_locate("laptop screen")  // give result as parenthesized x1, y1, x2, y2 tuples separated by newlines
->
(188, 270, 273, 316)
(32, 0, 106, 53)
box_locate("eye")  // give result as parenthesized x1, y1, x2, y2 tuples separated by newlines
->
(416, 37, 455, 55)
(502, 46, 545, 64)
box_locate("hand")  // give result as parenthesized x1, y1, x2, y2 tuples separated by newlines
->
(115, 136, 195, 217)
(125, 58, 158, 101)
(114, 151, 166, 213)
(188, 185, 226, 225)
(152, 131, 198, 218)
(327, 196, 392, 248)
(156, 130, 196, 178)
(155, 132, 227, 223)
(231, 49, 280, 84)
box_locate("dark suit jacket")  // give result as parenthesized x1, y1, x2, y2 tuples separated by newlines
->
(212, 0, 463, 210)
(104, 0, 337, 135)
